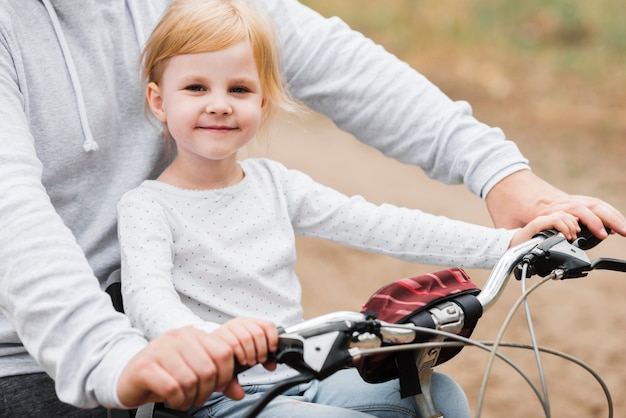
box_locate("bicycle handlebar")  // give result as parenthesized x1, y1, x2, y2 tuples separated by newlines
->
(266, 228, 626, 374)
(149, 227, 625, 418)
(234, 228, 626, 418)
(476, 236, 544, 310)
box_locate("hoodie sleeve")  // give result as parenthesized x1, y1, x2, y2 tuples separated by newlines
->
(0, 19, 147, 409)
(257, 0, 529, 198)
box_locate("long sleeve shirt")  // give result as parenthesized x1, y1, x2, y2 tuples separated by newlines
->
(118, 158, 515, 385)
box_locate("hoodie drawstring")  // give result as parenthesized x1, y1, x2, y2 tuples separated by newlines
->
(42, 0, 99, 152)
(42, 0, 148, 153)
(126, 0, 147, 48)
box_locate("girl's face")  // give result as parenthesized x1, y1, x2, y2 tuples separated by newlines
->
(147, 39, 265, 166)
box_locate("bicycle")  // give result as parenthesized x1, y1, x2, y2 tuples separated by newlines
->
(112, 226, 626, 418)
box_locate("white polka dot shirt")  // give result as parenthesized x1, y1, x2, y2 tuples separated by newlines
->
(117, 158, 515, 384)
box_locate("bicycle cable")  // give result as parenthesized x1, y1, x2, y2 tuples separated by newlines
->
(354, 329, 612, 417)
(353, 326, 547, 409)
(241, 370, 317, 418)
(476, 269, 555, 417)
(521, 262, 551, 416)
(494, 342, 614, 418)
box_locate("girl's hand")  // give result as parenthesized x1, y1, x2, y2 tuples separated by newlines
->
(211, 317, 279, 371)
(510, 210, 581, 247)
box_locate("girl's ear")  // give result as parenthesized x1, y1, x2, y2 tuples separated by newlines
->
(146, 82, 167, 122)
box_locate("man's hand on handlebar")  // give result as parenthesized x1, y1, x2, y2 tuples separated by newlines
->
(486, 170, 626, 239)
(117, 326, 244, 410)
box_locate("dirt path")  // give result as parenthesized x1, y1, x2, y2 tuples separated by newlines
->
(243, 111, 626, 418)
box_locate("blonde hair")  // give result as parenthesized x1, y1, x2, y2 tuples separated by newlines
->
(141, 0, 299, 151)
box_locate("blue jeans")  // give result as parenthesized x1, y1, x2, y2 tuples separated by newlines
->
(191, 369, 470, 418)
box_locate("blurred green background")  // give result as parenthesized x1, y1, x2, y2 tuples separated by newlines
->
(302, 0, 626, 79)
(300, 0, 625, 198)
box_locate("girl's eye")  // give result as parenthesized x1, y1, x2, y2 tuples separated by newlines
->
(185, 84, 205, 92)
(230, 86, 250, 94)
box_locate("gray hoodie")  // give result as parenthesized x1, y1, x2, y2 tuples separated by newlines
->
(0, 0, 528, 409)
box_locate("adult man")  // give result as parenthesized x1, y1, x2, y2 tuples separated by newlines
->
(0, 0, 623, 416)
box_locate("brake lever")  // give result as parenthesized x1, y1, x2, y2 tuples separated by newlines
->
(268, 314, 381, 378)
(515, 232, 592, 279)
(234, 329, 355, 378)
(514, 221, 616, 280)
(590, 258, 626, 273)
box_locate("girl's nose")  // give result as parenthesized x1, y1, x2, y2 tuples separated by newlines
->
(205, 95, 232, 115)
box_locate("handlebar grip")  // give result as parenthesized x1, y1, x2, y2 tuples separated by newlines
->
(233, 360, 249, 376)
(233, 350, 280, 376)
(573, 223, 610, 250)
(533, 223, 611, 251)
(233, 326, 285, 376)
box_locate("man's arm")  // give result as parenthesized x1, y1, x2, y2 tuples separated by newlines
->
(259, 0, 528, 196)
(0, 30, 241, 409)
(259, 0, 626, 237)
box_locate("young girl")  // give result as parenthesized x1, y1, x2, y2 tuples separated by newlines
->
(117, 0, 581, 416)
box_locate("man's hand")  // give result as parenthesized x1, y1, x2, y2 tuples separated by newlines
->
(117, 326, 244, 410)
(486, 170, 626, 239)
